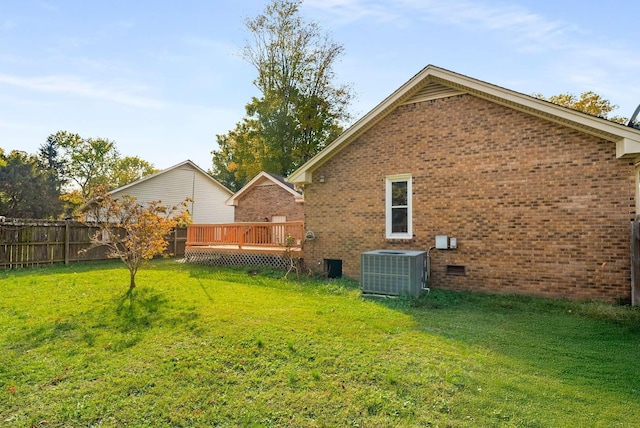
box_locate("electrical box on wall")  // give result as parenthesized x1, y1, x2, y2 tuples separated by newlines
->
(435, 235, 448, 249)
(449, 237, 457, 249)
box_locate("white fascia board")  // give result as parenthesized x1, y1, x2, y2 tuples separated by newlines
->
(287, 169, 314, 185)
(231, 171, 303, 203)
(616, 137, 640, 158)
(428, 68, 640, 144)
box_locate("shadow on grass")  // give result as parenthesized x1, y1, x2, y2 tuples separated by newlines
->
(372, 288, 640, 400)
(5, 288, 172, 352)
(187, 264, 361, 297)
(115, 287, 169, 331)
(7, 319, 80, 353)
(0, 260, 125, 281)
(113, 285, 203, 335)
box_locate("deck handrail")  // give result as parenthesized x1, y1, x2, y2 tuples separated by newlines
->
(186, 221, 304, 249)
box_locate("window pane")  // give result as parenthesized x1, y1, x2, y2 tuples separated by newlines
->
(386, 174, 412, 239)
(391, 181, 407, 206)
(392, 208, 408, 233)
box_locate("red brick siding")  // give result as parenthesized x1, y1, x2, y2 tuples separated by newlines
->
(303, 94, 635, 302)
(235, 183, 304, 222)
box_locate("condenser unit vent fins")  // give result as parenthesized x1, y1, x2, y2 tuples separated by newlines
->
(360, 250, 427, 297)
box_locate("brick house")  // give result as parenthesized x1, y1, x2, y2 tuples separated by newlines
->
(288, 65, 640, 303)
(226, 171, 304, 223)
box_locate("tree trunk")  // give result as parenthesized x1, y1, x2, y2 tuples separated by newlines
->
(129, 269, 136, 290)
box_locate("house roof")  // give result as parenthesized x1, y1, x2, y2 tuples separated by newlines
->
(226, 171, 304, 206)
(288, 65, 640, 185)
(110, 159, 233, 196)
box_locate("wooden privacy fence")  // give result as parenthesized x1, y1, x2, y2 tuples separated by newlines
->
(0, 219, 187, 269)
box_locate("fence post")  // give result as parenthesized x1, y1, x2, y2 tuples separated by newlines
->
(64, 220, 70, 265)
(173, 228, 178, 255)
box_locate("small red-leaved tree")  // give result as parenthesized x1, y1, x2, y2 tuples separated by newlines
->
(80, 190, 191, 291)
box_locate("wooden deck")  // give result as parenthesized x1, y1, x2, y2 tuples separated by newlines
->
(186, 221, 304, 256)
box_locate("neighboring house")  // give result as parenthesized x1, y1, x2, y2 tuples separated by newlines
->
(226, 171, 304, 223)
(110, 160, 234, 224)
(288, 65, 640, 303)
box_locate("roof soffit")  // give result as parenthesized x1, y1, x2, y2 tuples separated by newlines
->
(401, 81, 466, 105)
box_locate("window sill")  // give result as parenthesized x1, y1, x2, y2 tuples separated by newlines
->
(385, 236, 414, 243)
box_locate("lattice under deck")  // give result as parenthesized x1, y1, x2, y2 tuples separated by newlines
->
(185, 248, 302, 271)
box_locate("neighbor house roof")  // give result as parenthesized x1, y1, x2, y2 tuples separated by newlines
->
(226, 171, 304, 206)
(288, 65, 640, 185)
(110, 159, 233, 197)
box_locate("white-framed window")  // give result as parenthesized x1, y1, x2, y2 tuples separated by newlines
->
(385, 174, 412, 239)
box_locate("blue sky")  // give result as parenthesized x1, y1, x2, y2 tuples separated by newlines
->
(1, 0, 639, 170)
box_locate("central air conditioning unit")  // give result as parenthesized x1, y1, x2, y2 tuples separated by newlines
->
(360, 250, 427, 297)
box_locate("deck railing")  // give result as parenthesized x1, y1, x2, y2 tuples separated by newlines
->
(186, 221, 304, 249)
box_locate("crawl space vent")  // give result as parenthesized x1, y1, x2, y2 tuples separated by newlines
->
(446, 265, 466, 276)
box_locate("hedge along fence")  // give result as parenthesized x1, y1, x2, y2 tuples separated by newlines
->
(0, 219, 187, 270)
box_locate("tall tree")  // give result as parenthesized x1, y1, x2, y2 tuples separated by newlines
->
(47, 131, 157, 210)
(53, 131, 120, 199)
(38, 133, 67, 194)
(111, 156, 158, 189)
(212, 118, 266, 191)
(0, 150, 63, 218)
(38, 134, 66, 179)
(211, 0, 353, 189)
(534, 91, 628, 124)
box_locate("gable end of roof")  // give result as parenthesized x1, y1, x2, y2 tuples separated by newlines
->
(226, 171, 304, 206)
(287, 65, 640, 184)
(110, 160, 233, 196)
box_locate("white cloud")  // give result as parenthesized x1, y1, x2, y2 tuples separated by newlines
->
(305, 0, 639, 109)
(0, 74, 166, 109)
(304, 0, 406, 25)
(429, 3, 573, 49)
(307, 0, 578, 51)
(36, 1, 58, 12)
(0, 120, 27, 130)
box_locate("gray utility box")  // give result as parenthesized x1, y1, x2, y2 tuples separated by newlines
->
(360, 250, 427, 297)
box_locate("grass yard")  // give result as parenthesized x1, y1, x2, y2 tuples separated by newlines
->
(1, 260, 639, 427)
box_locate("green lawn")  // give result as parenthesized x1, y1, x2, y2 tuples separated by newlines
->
(1, 260, 639, 427)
